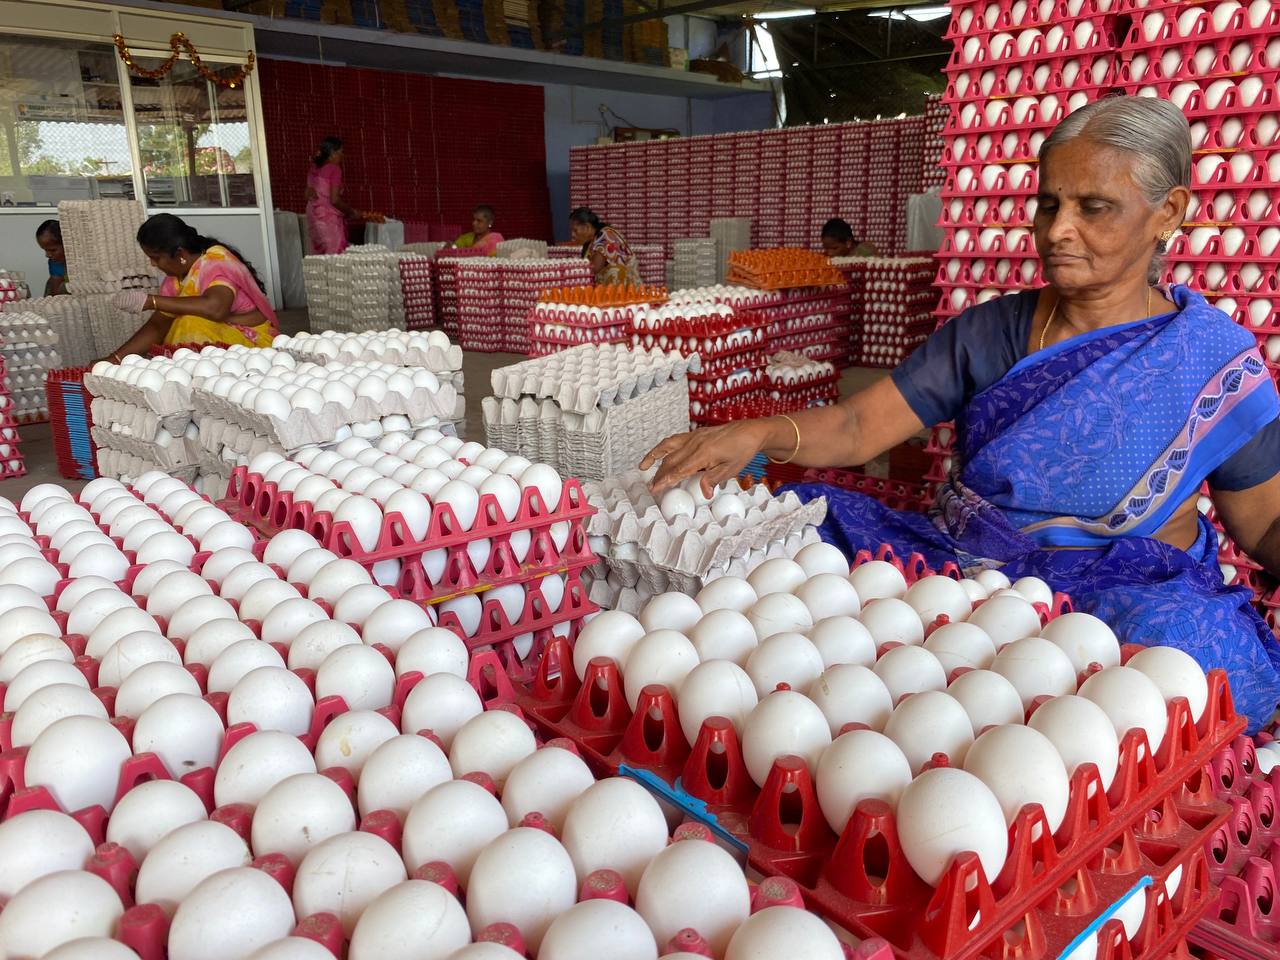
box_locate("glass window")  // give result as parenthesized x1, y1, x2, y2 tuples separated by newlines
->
(0, 36, 135, 208)
(130, 57, 257, 208)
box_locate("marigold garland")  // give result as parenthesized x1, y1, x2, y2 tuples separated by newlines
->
(113, 32, 256, 89)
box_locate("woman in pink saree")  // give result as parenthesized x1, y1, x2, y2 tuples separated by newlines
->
(106, 213, 277, 357)
(306, 137, 362, 254)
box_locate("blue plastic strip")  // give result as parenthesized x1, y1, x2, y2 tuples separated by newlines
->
(619, 764, 749, 853)
(1055, 876, 1152, 960)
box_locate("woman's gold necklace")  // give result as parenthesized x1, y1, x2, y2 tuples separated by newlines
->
(1039, 287, 1153, 352)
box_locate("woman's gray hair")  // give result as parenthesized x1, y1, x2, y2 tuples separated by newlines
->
(1038, 96, 1192, 282)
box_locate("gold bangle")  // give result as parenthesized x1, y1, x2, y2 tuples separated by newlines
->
(766, 414, 802, 465)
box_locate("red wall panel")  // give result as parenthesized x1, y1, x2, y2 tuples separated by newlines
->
(258, 60, 552, 241)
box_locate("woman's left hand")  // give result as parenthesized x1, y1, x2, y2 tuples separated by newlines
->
(112, 289, 150, 313)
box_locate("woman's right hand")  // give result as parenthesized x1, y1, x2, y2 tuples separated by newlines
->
(640, 420, 771, 495)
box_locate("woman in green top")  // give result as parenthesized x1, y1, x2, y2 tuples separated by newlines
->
(451, 205, 504, 256)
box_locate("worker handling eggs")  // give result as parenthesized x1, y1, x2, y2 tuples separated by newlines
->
(642, 95, 1280, 732)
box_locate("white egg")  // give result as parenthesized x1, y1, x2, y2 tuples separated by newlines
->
(747, 558, 807, 596)
(1040, 612, 1121, 673)
(793, 542, 850, 578)
(623, 629, 700, 709)
(1127, 646, 1209, 721)
(741, 689, 832, 786)
(402, 779, 508, 883)
(896, 768, 1009, 886)
(904, 575, 972, 627)
(346, 880, 471, 960)
(107, 780, 208, 862)
(677, 659, 759, 747)
(334, 496, 386, 552)
(849, 560, 907, 601)
(793, 573, 862, 621)
(0, 809, 96, 901)
(228, 666, 314, 735)
(992, 636, 1078, 709)
(695, 576, 758, 614)
(262, 529, 323, 570)
(923, 622, 997, 675)
(964, 724, 1070, 830)
(133, 692, 224, 777)
(401, 672, 483, 747)
(213, 730, 317, 807)
(745, 632, 824, 697)
(563, 778, 669, 894)
(873, 644, 948, 702)
(520, 463, 564, 513)
(747, 593, 813, 639)
(947, 669, 1025, 732)
(184, 619, 257, 666)
(293, 831, 407, 936)
(167, 867, 297, 960)
(639, 592, 703, 634)
(136, 820, 252, 914)
(0, 870, 124, 958)
(1080, 665, 1172, 753)
(540, 899, 659, 960)
(883, 691, 974, 773)
(859, 598, 924, 646)
(315, 709, 399, 777)
(315, 643, 396, 712)
(967, 593, 1042, 648)
(688, 608, 758, 665)
(1029, 694, 1121, 790)
(725, 906, 844, 960)
(466, 827, 578, 952)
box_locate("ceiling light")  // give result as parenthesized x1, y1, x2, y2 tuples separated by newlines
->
(868, 5, 950, 20)
(753, 7, 817, 19)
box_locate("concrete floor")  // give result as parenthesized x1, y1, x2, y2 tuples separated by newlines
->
(0, 308, 891, 503)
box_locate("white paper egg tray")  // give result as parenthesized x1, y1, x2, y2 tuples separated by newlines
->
(303, 246, 409, 334)
(582, 468, 827, 594)
(85, 370, 193, 419)
(192, 382, 458, 452)
(57, 200, 158, 288)
(2, 296, 97, 369)
(91, 424, 200, 473)
(96, 447, 199, 486)
(85, 294, 146, 361)
(488, 344, 695, 415)
(90, 396, 192, 440)
(276, 330, 463, 373)
(496, 238, 550, 258)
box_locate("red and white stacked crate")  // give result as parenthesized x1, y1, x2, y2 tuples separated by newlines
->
(782, 127, 814, 249)
(455, 259, 593, 354)
(398, 254, 435, 330)
(922, 92, 949, 190)
(0, 346, 27, 480)
(835, 256, 936, 368)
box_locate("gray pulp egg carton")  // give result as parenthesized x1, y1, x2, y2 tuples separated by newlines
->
(482, 345, 692, 481)
(84, 370, 194, 420)
(3, 296, 96, 369)
(91, 424, 200, 473)
(279, 332, 464, 374)
(582, 469, 826, 596)
(97, 447, 198, 487)
(192, 381, 459, 452)
(90, 397, 193, 441)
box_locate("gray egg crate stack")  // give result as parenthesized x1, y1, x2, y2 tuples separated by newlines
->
(85, 359, 201, 486)
(275, 329, 467, 427)
(709, 218, 753, 283)
(57, 200, 160, 296)
(672, 239, 719, 290)
(0, 313, 61, 420)
(482, 343, 693, 482)
(2, 296, 97, 369)
(302, 245, 407, 334)
(582, 468, 827, 609)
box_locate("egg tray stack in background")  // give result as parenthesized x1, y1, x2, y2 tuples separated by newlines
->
(56, 200, 159, 296)
(628, 289, 773, 427)
(0, 270, 30, 306)
(4, 295, 98, 369)
(454, 257, 594, 354)
(582, 469, 827, 607)
(710, 217, 755, 283)
(0, 351, 26, 481)
(929, 0, 1280, 603)
(397, 255, 435, 330)
(528, 295, 649, 357)
(764, 351, 840, 411)
(301, 245, 408, 334)
(495, 237, 550, 259)
(672, 238, 719, 290)
(852, 256, 939, 369)
(0, 313, 62, 423)
(481, 343, 693, 482)
(517, 548, 1241, 960)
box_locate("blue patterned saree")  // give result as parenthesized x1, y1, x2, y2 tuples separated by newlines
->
(789, 286, 1280, 730)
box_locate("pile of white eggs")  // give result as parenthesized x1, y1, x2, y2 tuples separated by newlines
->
(0, 758, 845, 960)
(572, 541, 1214, 888)
(661, 284, 772, 311)
(245, 430, 572, 594)
(765, 352, 834, 388)
(490, 344, 692, 409)
(273, 328, 460, 371)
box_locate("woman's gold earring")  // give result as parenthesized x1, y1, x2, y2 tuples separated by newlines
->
(1159, 230, 1174, 245)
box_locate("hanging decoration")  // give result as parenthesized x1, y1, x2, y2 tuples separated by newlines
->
(112, 32, 256, 89)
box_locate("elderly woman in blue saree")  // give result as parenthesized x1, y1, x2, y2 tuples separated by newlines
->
(642, 96, 1280, 731)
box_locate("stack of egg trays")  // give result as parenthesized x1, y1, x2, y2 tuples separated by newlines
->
(57, 199, 153, 287)
(3, 296, 97, 369)
(220, 461, 598, 616)
(558, 376, 690, 482)
(506, 563, 1242, 960)
(46, 367, 98, 480)
(1189, 734, 1280, 958)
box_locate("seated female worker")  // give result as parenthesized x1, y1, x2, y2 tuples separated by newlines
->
(104, 213, 278, 360)
(642, 95, 1280, 732)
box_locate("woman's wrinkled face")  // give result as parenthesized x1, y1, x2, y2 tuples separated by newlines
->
(142, 245, 190, 278)
(1034, 138, 1185, 297)
(570, 221, 594, 246)
(472, 211, 492, 235)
